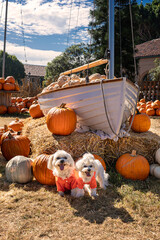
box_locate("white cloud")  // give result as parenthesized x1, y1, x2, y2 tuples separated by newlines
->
(0, 0, 92, 36)
(0, 40, 62, 65)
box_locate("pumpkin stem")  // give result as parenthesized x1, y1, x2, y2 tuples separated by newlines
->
(15, 118, 19, 121)
(8, 132, 13, 139)
(60, 103, 66, 108)
(131, 150, 137, 157)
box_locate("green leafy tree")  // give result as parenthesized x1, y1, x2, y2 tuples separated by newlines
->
(137, 0, 160, 43)
(88, 0, 139, 80)
(0, 51, 25, 81)
(45, 43, 92, 81)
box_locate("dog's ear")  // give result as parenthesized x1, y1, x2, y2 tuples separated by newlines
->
(93, 160, 100, 171)
(47, 154, 55, 170)
(75, 158, 82, 171)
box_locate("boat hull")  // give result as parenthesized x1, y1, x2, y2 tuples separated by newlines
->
(38, 78, 138, 139)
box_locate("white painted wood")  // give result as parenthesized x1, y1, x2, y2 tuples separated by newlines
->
(38, 78, 138, 138)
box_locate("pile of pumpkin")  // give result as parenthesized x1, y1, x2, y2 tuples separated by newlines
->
(0, 76, 20, 91)
(1, 103, 160, 187)
(137, 98, 160, 116)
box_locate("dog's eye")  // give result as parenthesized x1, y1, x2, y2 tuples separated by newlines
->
(89, 165, 93, 168)
(56, 157, 61, 160)
(63, 156, 67, 159)
(83, 165, 87, 168)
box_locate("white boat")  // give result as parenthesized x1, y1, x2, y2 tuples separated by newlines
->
(38, 76, 138, 139)
(38, 0, 139, 139)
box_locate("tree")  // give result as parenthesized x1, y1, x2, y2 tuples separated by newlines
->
(88, 0, 140, 81)
(0, 51, 25, 81)
(45, 43, 92, 81)
(137, 0, 160, 43)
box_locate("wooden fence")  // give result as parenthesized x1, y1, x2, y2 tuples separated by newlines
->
(139, 80, 160, 101)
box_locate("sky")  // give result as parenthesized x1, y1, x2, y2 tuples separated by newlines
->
(0, 0, 153, 67)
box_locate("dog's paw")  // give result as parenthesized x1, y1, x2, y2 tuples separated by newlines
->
(58, 191, 64, 197)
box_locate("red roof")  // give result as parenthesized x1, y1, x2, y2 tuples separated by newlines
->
(135, 38, 160, 58)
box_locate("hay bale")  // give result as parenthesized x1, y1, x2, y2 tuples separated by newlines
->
(23, 117, 160, 165)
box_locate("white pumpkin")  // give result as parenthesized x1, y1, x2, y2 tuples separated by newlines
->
(150, 164, 159, 175)
(5, 155, 33, 183)
(153, 166, 160, 179)
(155, 148, 160, 164)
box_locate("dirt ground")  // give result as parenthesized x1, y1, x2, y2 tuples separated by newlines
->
(0, 115, 160, 240)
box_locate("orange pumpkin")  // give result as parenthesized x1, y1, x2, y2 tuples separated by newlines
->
(139, 107, 146, 113)
(21, 108, 29, 113)
(3, 83, 15, 91)
(139, 98, 145, 103)
(151, 102, 159, 109)
(154, 100, 160, 107)
(7, 105, 18, 114)
(11, 97, 16, 104)
(1, 129, 19, 143)
(0, 105, 7, 114)
(146, 108, 155, 116)
(29, 102, 44, 118)
(8, 118, 24, 132)
(129, 111, 151, 133)
(26, 101, 32, 109)
(116, 150, 150, 180)
(16, 97, 23, 103)
(0, 77, 5, 84)
(1, 132, 30, 161)
(32, 154, 55, 185)
(156, 108, 160, 116)
(5, 76, 15, 84)
(46, 103, 77, 135)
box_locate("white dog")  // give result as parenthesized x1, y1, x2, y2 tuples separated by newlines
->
(75, 153, 109, 198)
(47, 150, 77, 197)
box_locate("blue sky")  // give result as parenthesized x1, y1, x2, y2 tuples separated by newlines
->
(0, 0, 153, 66)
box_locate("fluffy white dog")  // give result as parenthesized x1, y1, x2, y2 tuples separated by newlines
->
(47, 150, 77, 197)
(75, 153, 109, 198)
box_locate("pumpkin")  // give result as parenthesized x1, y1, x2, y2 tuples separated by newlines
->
(11, 97, 16, 104)
(0, 77, 5, 84)
(139, 107, 146, 113)
(1, 128, 18, 143)
(5, 156, 33, 183)
(17, 102, 25, 110)
(8, 118, 24, 132)
(0, 105, 7, 114)
(150, 164, 160, 179)
(5, 76, 15, 84)
(16, 97, 23, 103)
(1, 132, 30, 161)
(146, 108, 155, 116)
(46, 103, 77, 135)
(156, 108, 160, 116)
(139, 98, 145, 103)
(3, 83, 15, 91)
(116, 150, 150, 180)
(29, 102, 44, 118)
(0, 83, 2, 90)
(26, 101, 32, 108)
(7, 105, 18, 114)
(21, 108, 29, 113)
(151, 102, 159, 109)
(32, 154, 55, 185)
(129, 110, 151, 133)
(154, 100, 160, 107)
(155, 148, 160, 164)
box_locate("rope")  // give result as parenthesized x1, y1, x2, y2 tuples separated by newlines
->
(119, 0, 122, 76)
(67, 0, 73, 48)
(74, 0, 80, 45)
(20, 0, 27, 62)
(0, 0, 4, 23)
(129, 0, 137, 83)
(100, 79, 139, 138)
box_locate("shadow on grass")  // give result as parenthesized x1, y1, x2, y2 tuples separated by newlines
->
(0, 112, 30, 119)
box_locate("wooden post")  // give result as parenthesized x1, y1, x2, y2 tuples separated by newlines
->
(60, 59, 108, 76)
(0, 92, 11, 106)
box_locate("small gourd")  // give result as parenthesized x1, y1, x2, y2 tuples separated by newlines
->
(150, 164, 160, 179)
(5, 156, 33, 183)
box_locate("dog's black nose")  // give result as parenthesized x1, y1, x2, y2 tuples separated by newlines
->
(60, 159, 64, 164)
(87, 168, 91, 172)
